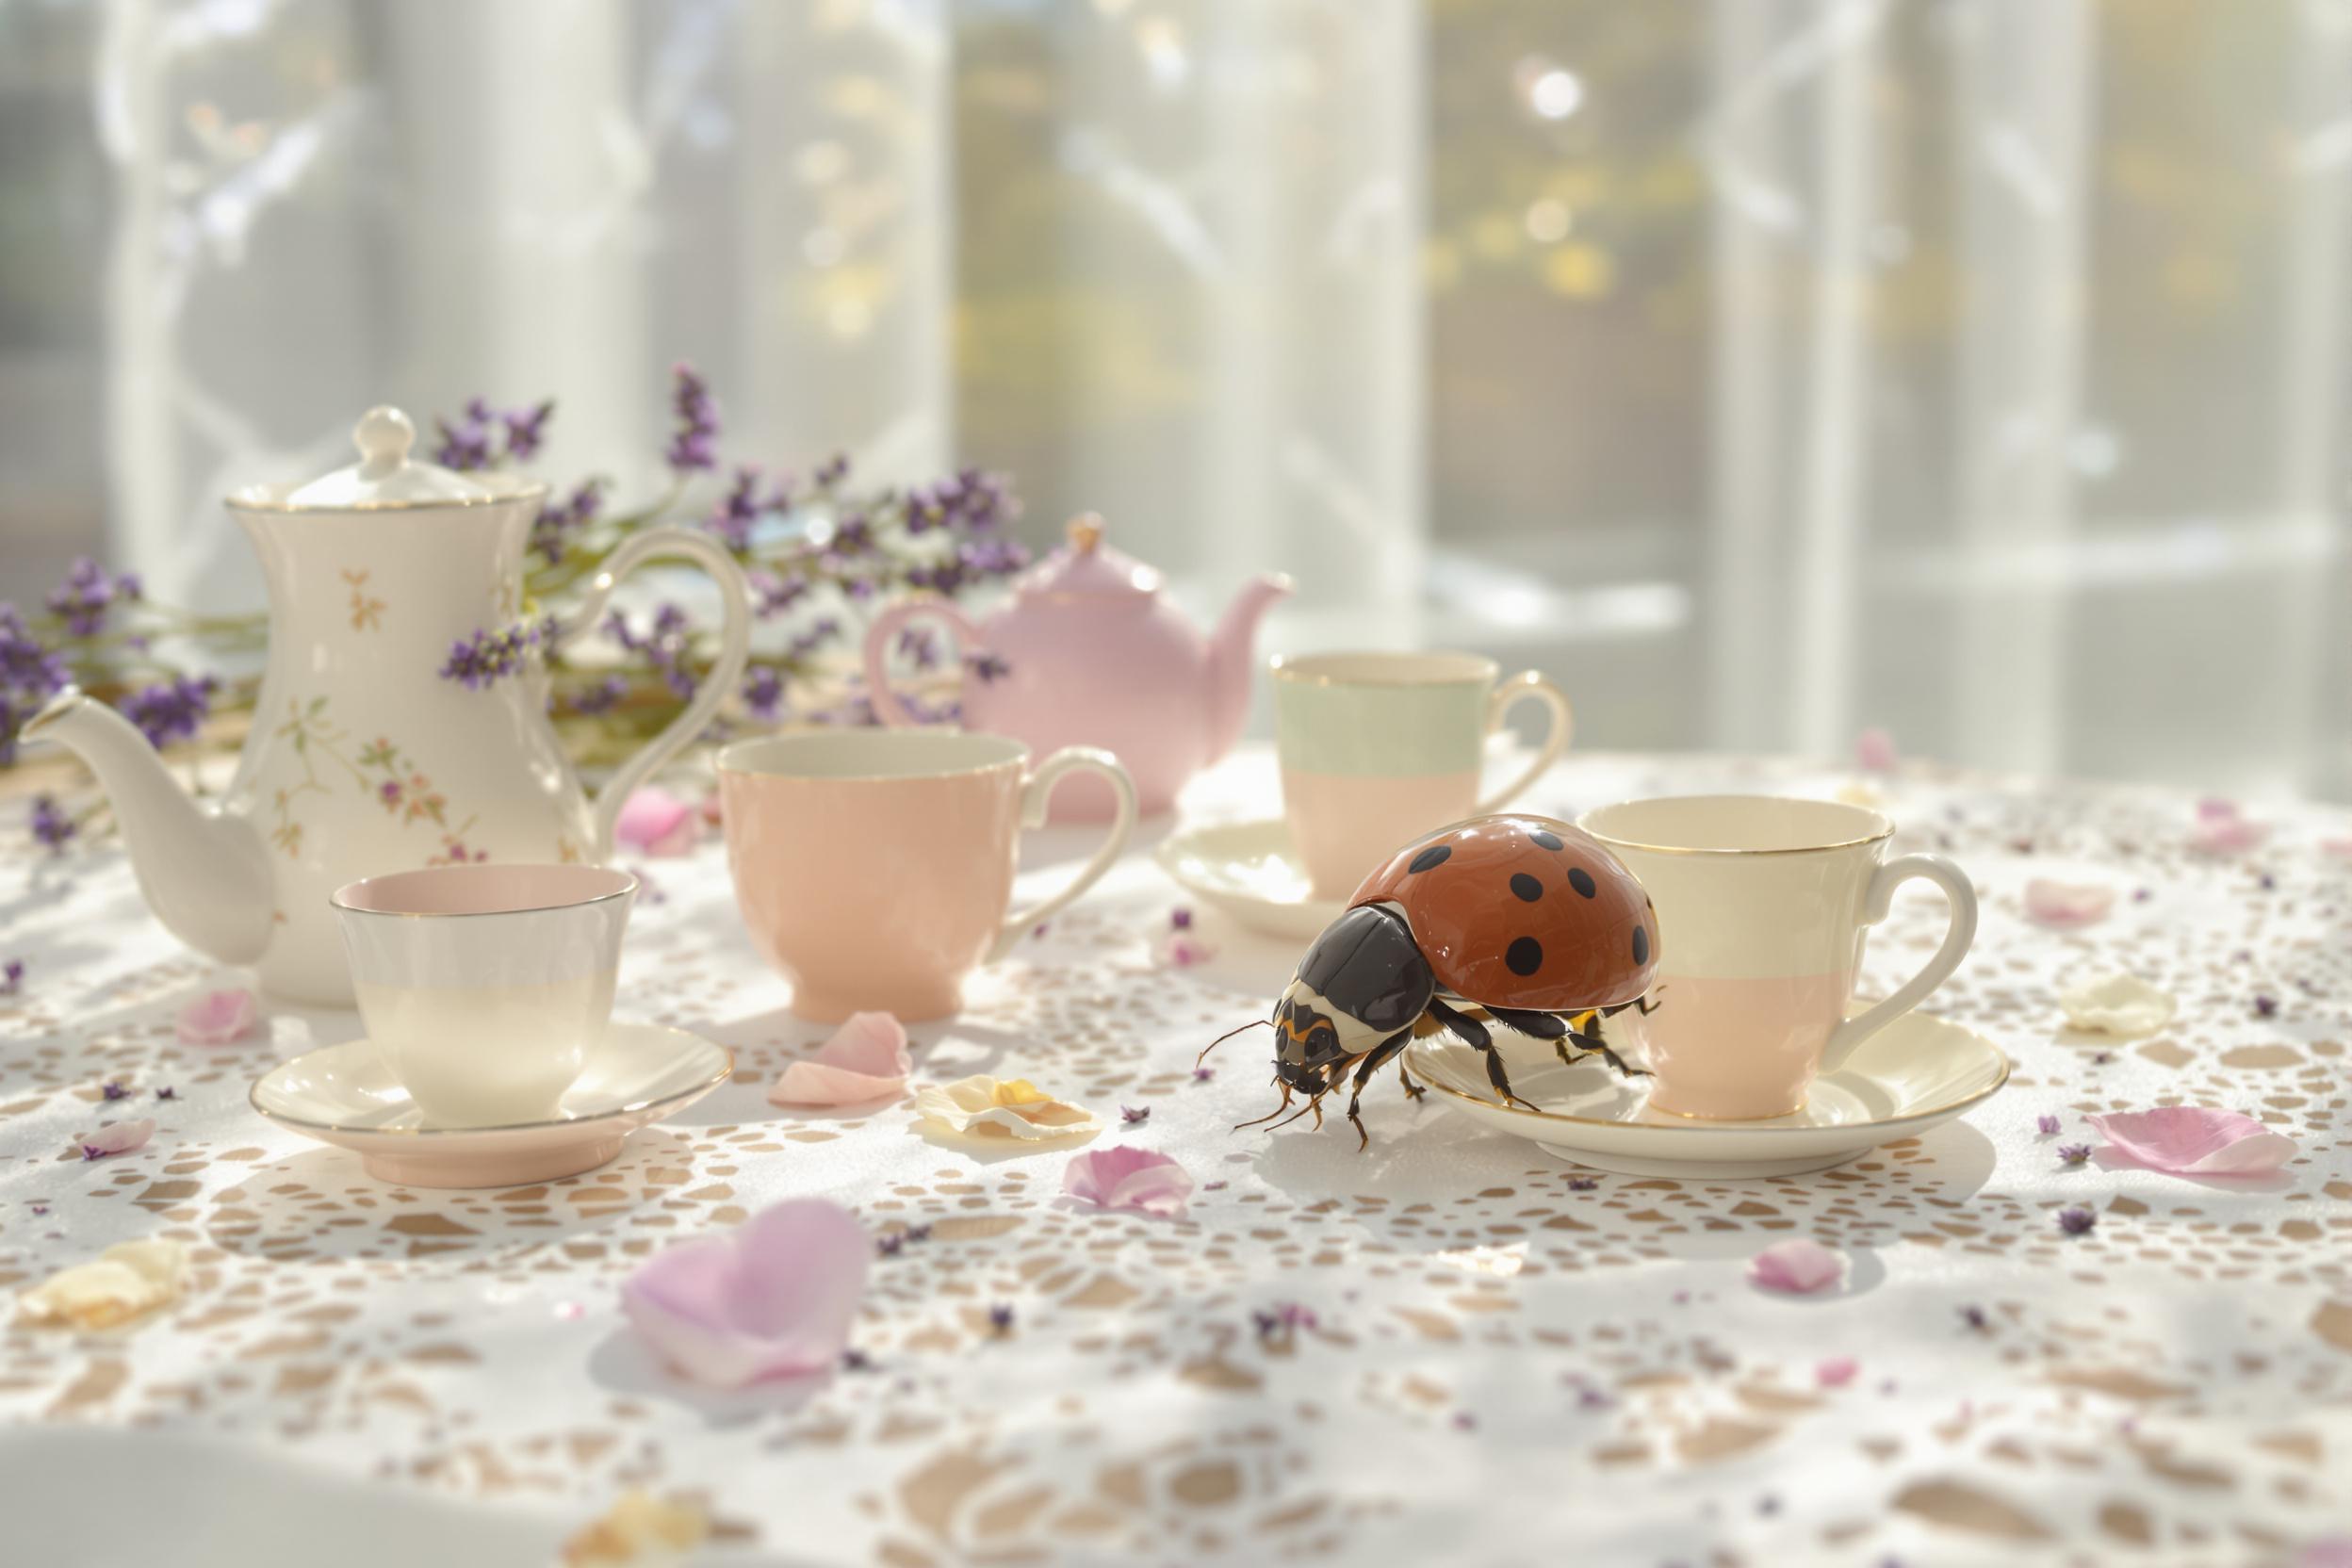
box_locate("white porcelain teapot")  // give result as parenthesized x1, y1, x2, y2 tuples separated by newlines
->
(25, 407, 749, 1004)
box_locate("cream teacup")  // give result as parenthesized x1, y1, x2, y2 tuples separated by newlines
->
(1577, 796, 1977, 1120)
(717, 730, 1136, 1022)
(331, 863, 635, 1129)
(1272, 651, 1572, 899)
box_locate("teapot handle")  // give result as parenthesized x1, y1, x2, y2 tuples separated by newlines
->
(560, 528, 752, 859)
(861, 598, 984, 727)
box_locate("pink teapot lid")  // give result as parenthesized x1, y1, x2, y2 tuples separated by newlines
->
(1014, 514, 1160, 602)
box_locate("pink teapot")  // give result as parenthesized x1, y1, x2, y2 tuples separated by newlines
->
(861, 515, 1289, 819)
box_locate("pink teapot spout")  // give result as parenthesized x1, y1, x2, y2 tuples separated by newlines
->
(1204, 571, 1292, 763)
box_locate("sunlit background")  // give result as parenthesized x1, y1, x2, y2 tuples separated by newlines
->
(3, 0, 2347, 796)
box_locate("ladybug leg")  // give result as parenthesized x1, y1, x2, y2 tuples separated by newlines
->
(1343, 1030, 1414, 1150)
(1485, 1005, 1568, 1039)
(1428, 998, 1538, 1111)
(1558, 1013, 1652, 1080)
(1396, 1055, 1427, 1101)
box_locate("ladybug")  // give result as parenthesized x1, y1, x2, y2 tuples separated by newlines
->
(1202, 813, 1662, 1148)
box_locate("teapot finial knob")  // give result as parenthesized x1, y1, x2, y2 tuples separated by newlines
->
(352, 406, 416, 478)
(1067, 513, 1104, 554)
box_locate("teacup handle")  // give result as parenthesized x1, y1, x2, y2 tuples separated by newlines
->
(988, 746, 1137, 961)
(562, 528, 753, 858)
(862, 598, 983, 727)
(1474, 671, 1574, 812)
(1821, 854, 1979, 1071)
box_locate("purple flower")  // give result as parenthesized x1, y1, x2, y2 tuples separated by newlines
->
(100, 1081, 126, 1102)
(2057, 1143, 2091, 1165)
(1959, 1304, 1988, 1331)
(531, 479, 607, 566)
(1191, 1066, 1215, 1083)
(0, 959, 21, 997)
(986, 1302, 1015, 1335)
(432, 414, 493, 471)
(1566, 1176, 1599, 1192)
(118, 674, 217, 750)
(664, 364, 721, 473)
(45, 558, 141, 637)
(742, 665, 784, 722)
(569, 675, 628, 717)
(2091, 1050, 2115, 1066)
(440, 616, 558, 691)
(502, 400, 554, 462)
(1119, 1104, 1150, 1125)
(813, 451, 850, 488)
(2035, 1114, 2062, 1135)
(30, 793, 75, 853)
(968, 652, 1011, 683)
(2056, 1205, 2097, 1235)
(1252, 1301, 1318, 1341)
(841, 1348, 874, 1373)
(1169, 906, 1194, 931)
(155, 1086, 176, 1101)
(706, 466, 766, 553)
(0, 601, 71, 762)
(2254, 994, 2278, 1019)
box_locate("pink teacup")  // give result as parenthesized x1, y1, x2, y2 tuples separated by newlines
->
(1578, 796, 1978, 1120)
(717, 731, 1136, 1021)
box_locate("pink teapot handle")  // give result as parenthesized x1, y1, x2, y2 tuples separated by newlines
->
(861, 598, 985, 727)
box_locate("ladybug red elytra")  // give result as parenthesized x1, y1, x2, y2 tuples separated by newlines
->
(1202, 813, 1662, 1148)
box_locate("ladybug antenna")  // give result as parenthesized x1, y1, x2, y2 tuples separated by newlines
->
(1195, 1017, 1271, 1067)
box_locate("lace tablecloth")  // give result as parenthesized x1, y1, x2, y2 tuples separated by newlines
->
(2, 749, 2347, 1566)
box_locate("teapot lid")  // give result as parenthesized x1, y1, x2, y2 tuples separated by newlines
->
(1015, 514, 1160, 601)
(232, 407, 546, 513)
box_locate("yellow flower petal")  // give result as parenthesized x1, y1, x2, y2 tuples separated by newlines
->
(991, 1078, 1054, 1107)
(561, 1492, 708, 1567)
(16, 1238, 187, 1331)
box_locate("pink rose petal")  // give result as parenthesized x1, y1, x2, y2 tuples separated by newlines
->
(2085, 1107, 2296, 1176)
(1854, 727, 1897, 773)
(1063, 1146, 1195, 1217)
(81, 1118, 155, 1158)
(175, 988, 256, 1046)
(770, 1012, 912, 1107)
(1746, 1237, 1843, 1294)
(621, 1199, 869, 1389)
(1158, 931, 1217, 969)
(613, 787, 700, 858)
(2023, 879, 2115, 929)
(1815, 1355, 1859, 1388)
(2189, 799, 2267, 855)
(2321, 839, 2352, 860)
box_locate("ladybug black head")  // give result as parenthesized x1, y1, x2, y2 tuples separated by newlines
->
(1269, 905, 1436, 1091)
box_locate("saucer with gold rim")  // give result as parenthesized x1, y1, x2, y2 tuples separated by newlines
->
(1153, 818, 1345, 940)
(251, 1022, 732, 1188)
(1406, 1009, 2007, 1178)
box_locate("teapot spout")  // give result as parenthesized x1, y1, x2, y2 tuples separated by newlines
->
(1203, 572, 1293, 763)
(21, 689, 273, 967)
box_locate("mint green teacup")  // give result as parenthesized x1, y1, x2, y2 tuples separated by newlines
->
(1270, 651, 1572, 898)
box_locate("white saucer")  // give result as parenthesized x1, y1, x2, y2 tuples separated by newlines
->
(252, 1022, 733, 1188)
(1154, 818, 1344, 940)
(1406, 1010, 2009, 1178)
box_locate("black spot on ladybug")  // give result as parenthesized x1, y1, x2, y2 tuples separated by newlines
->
(1567, 866, 1597, 899)
(1631, 925, 1650, 966)
(1408, 843, 1453, 874)
(1529, 829, 1565, 851)
(1510, 873, 1544, 903)
(1505, 937, 1544, 976)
